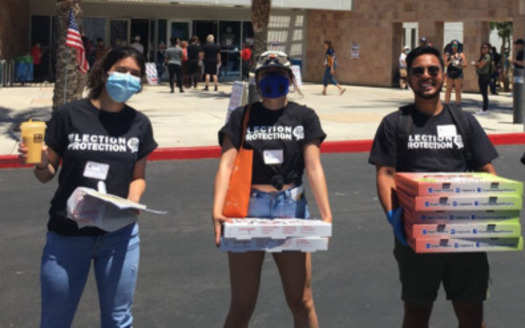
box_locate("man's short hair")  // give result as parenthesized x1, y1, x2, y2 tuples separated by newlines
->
(406, 46, 444, 71)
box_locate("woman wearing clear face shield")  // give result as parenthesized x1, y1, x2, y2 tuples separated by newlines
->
(18, 47, 157, 328)
(212, 51, 333, 328)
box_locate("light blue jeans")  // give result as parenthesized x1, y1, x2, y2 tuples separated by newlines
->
(40, 223, 140, 328)
(247, 185, 310, 219)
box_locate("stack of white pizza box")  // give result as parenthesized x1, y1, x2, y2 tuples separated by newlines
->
(220, 218, 332, 252)
(395, 172, 523, 253)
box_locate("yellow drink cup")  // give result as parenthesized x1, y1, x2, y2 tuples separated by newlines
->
(20, 119, 46, 164)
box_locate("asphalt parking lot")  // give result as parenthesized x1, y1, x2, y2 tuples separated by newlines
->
(2, 146, 525, 327)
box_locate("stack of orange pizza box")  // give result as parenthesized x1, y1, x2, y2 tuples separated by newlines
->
(395, 172, 523, 253)
(220, 218, 332, 252)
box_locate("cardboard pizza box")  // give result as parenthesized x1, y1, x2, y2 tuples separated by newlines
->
(405, 221, 522, 238)
(223, 218, 332, 240)
(403, 207, 521, 225)
(407, 236, 523, 253)
(219, 236, 329, 252)
(397, 188, 522, 212)
(395, 172, 523, 197)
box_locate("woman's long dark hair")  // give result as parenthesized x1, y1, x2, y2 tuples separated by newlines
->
(87, 47, 146, 99)
(478, 43, 491, 61)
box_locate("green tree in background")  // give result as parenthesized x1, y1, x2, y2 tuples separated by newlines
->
(490, 22, 513, 92)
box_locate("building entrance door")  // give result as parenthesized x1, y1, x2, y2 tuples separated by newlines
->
(219, 21, 241, 80)
(193, 20, 218, 46)
(109, 19, 129, 49)
(130, 19, 150, 58)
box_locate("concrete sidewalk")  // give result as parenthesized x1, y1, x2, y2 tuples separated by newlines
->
(1, 82, 524, 158)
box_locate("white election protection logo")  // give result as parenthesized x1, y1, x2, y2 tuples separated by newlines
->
(127, 138, 139, 153)
(293, 126, 304, 140)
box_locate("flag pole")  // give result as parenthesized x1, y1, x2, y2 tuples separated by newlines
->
(64, 47, 69, 105)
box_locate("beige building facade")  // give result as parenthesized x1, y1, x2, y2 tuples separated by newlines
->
(307, 0, 525, 91)
(1, 0, 524, 91)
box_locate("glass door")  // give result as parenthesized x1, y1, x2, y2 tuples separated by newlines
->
(110, 19, 129, 49)
(219, 21, 241, 80)
(170, 21, 191, 41)
(193, 20, 217, 47)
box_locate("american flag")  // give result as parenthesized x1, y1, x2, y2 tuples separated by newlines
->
(65, 9, 89, 74)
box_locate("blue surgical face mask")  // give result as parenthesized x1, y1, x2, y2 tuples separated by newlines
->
(105, 72, 141, 103)
(258, 72, 289, 98)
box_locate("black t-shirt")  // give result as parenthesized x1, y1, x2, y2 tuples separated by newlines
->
(187, 44, 201, 61)
(203, 43, 220, 61)
(218, 102, 326, 185)
(368, 104, 498, 172)
(45, 99, 158, 236)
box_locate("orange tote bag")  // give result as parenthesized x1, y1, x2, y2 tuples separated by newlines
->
(222, 106, 253, 218)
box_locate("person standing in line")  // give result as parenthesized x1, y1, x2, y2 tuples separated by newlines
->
(130, 35, 144, 55)
(17, 47, 158, 328)
(186, 36, 202, 89)
(489, 46, 501, 95)
(165, 37, 184, 93)
(240, 42, 253, 81)
(181, 40, 190, 88)
(212, 51, 332, 328)
(444, 40, 467, 105)
(321, 40, 346, 96)
(473, 43, 493, 115)
(202, 34, 221, 92)
(511, 38, 524, 72)
(369, 46, 498, 328)
(94, 38, 110, 64)
(399, 46, 410, 89)
(31, 42, 44, 82)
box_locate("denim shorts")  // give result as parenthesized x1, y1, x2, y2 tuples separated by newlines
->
(247, 185, 310, 219)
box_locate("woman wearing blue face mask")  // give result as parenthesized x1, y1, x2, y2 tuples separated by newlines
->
(18, 47, 157, 328)
(213, 51, 333, 328)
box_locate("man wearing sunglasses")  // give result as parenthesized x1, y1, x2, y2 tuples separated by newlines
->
(369, 46, 498, 328)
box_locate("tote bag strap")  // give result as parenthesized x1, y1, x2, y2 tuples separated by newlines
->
(239, 105, 251, 148)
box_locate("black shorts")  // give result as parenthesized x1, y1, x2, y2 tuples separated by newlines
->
(393, 240, 489, 304)
(204, 59, 217, 75)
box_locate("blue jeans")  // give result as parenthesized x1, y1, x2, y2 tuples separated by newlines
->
(323, 67, 338, 87)
(247, 185, 310, 219)
(40, 223, 140, 328)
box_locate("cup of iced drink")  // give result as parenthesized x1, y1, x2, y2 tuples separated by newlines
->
(20, 119, 46, 164)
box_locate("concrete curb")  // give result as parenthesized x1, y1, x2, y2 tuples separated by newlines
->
(1, 133, 525, 169)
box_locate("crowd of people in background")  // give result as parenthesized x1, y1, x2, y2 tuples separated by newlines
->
(397, 36, 525, 115)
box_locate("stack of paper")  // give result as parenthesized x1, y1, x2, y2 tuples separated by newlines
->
(395, 172, 523, 253)
(220, 218, 332, 252)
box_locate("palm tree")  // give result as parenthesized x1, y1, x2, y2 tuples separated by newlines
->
(251, 0, 271, 58)
(248, 0, 271, 103)
(52, 0, 84, 110)
(490, 22, 513, 92)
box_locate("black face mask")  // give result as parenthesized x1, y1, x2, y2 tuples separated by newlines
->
(271, 174, 285, 190)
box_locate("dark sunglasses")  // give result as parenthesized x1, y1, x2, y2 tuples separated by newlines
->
(411, 65, 440, 76)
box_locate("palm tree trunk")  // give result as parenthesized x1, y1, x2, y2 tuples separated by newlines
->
(251, 0, 271, 58)
(52, 0, 83, 111)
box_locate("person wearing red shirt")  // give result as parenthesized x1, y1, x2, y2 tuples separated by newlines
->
(31, 42, 44, 82)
